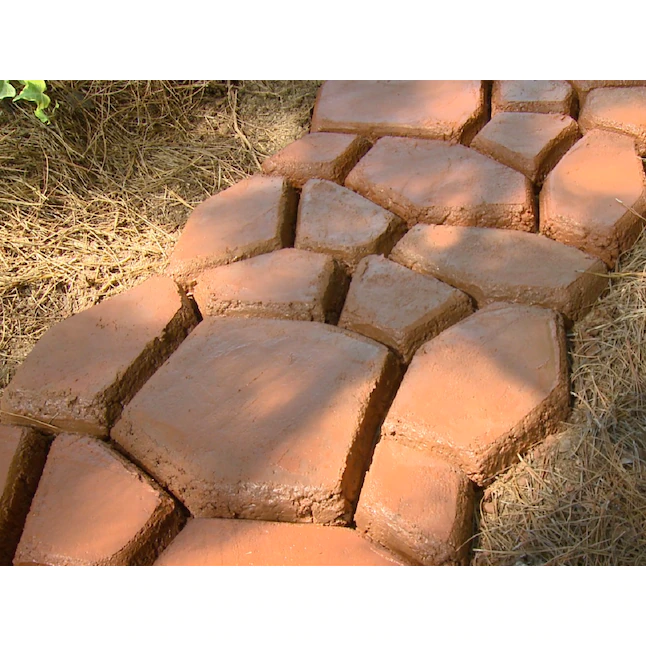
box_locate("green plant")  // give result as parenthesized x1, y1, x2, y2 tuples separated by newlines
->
(0, 80, 54, 124)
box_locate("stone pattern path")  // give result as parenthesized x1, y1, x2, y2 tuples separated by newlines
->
(2, 80, 646, 566)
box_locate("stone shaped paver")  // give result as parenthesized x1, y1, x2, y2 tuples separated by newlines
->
(355, 438, 474, 565)
(471, 112, 580, 184)
(192, 248, 346, 323)
(310, 80, 487, 144)
(492, 80, 576, 116)
(155, 518, 403, 566)
(295, 179, 405, 270)
(381, 303, 570, 486)
(0, 425, 50, 565)
(540, 129, 646, 267)
(570, 80, 646, 102)
(390, 224, 608, 324)
(166, 176, 297, 285)
(579, 87, 646, 155)
(345, 137, 535, 232)
(338, 255, 473, 363)
(13, 434, 181, 566)
(113, 317, 399, 525)
(261, 132, 371, 188)
(0, 276, 197, 438)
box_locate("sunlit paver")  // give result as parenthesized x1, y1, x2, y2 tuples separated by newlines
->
(381, 304, 570, 486)
(0, 276, 197, 437)
(345, 136, 535, 231)
(113, 318, 399, 525)
(540, 129, 646, 267)
(13, 434, 181, 566)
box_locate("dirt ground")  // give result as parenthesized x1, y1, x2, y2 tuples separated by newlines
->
(2, 80, 646, 565)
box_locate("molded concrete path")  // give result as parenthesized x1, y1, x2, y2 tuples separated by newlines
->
(2, 80, 646, 566)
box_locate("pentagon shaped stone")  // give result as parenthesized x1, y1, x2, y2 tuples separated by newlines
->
(310, 80, 487, 144)
(345, 137, 535, 231)
(390, 224, 608, 324)
(295, 179, 405, 270)
(471, 112, 580, 184)
(338, 255, 473, 363)
(355, 438, 474, 565)
(540, 129, 646, 267)
(492, 80, 576, 116)
(112, 318, 400, 525)
(381, 303, 570, 486)
(13, 434, 182, 566)
(0, 276, 198, 438)
(0, 425, 50, 565)
(579, 87, 646, 155)
(192, 248, 346, 323)
(155, 518, 403, 566)
(166, 176, 297, 286)
(261, 132, 371, 188)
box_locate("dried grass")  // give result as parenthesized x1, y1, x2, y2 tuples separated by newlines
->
(474, 225, 646, 565)
(0, 80, 321, 394)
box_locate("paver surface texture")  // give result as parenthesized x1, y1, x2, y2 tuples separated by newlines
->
(345, 136, 535, 231)
(295, 179, 405, 270)
(261, 132, 371, 188)
(112, 317, 399, 525)
(390, 224, 608, 323)
(155, 518, 404, 566)
(311, 80, 486, 143)
(355, 438, 474, 565)
(3, 80, 643, 566)
(0, 276, 197, 438)
(13, 434, 180, 566)
(539, 129, 646, 267)
(470, 112, 579, 183)
(166, 175, 297, 285)
(579, 87, 646, 155)
(491, 80, 575, 116)
(338, 254, 473, 362)
(381, 303, 569, 486)
(192, 248, 344, 323)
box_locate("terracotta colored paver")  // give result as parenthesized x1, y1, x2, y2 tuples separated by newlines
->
(295, 179, 405, 270)
(338, 255, 473, 363)
(155, 518, 403, 566)
(345, 137, 535, 231)
(540, 129, 646, 267)
(381, 303, 570, 486)
(470, 112, 580, 184)
(0, 276, 197, 438)
(579, 87, 646, 155)
(492, 80, 576, 116)
(192, 248, 346, 323)
(13, 434, 182, 566)
(166, 176, 297, 286)
(261, 132, 371, 188)
(113, 318, 399, 525)
(311, 80, 487, 144)
(355, 438, 474, 565)
(0, 425, 50, 565)
(390, 224, 608, 324)
(570, 80, 646, 102)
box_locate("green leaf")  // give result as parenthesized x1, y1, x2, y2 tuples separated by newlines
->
(14, 80, 50, 107)
(13, 80, 52, 124)
(0, 80, 16, 100)
(33, 106, 50, 124)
